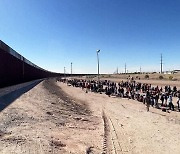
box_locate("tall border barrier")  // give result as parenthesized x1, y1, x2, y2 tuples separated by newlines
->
(0, 40, 61, 88)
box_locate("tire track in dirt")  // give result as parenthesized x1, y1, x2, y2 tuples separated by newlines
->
(108, 109, 134, 153)
(102, 111, 109, 154)
(103, 101, 133, 154)
(108, 116, 123, 154)
(102, 110, 124, 154)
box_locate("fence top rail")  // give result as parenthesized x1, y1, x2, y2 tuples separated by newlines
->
(0, 40, 56, 73)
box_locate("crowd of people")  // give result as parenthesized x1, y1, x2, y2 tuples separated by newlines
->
(59, 78, 180, 112)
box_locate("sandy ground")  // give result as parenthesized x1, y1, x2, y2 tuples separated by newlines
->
(58, 81, 180, 154)
(0, 79, 103, 154)
(0, 78, 180, 154)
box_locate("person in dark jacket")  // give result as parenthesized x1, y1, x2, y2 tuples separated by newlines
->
(160, 94, 165, 106)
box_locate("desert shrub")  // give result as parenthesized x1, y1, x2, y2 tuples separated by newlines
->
(145, 75, 149, 79)
(159, 75, 164, 80)
(169, 76, 173, 80)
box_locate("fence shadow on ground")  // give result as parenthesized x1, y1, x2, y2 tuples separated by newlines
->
(0, 80, 42, 112)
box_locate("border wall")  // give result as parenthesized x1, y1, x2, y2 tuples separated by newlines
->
(0, 40, 62, 88)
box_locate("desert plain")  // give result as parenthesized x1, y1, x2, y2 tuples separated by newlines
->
(0, 74, 180, 154)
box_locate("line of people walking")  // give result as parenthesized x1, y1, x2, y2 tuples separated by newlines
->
(59, 78, 180, 112)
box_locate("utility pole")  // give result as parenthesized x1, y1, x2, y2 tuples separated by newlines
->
(140, 66, 141, 74)
(125, 63, 126, 74)
(160, 54, 163, 74)
(117, 67, 118, 74)
(71, 62, 72, 76)
(64, 67, 66, 78)
(97, 50, 100, 84)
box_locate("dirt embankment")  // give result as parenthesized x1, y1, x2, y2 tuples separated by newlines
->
(43, 79, 91, 116)
(0, 79, 103, 154)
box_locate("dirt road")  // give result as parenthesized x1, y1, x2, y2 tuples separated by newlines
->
(0, 79, 180, 154)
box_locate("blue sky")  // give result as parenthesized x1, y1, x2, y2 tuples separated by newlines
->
(0, 0, 180, 74)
